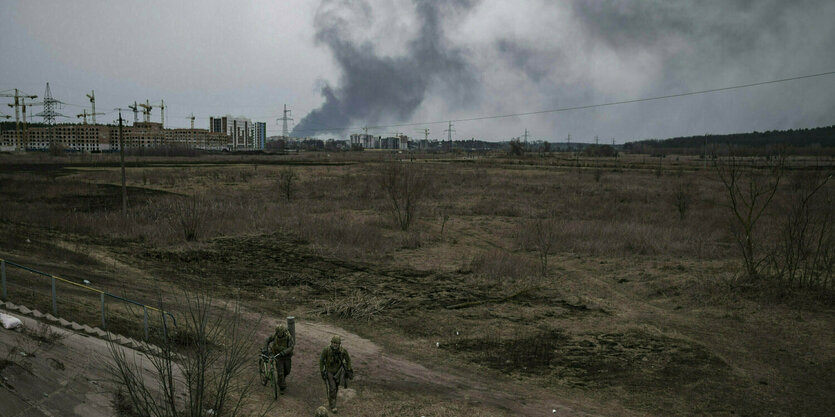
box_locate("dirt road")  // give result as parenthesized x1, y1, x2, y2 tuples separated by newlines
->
(0, 305, 598, 417)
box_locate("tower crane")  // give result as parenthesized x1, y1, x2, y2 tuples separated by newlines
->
(154, 99, 165, 128)
(139, 100, 152, 123)
(128, 101, 139, 123)
(77, 109, 105, 124)
(185, 113, 195, 147)
(86, 91, 99, 124)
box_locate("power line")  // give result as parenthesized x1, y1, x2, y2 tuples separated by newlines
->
(287, 69, 835, 133)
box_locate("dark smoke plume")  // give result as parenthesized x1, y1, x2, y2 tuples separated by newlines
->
(292, 0, 478, 137)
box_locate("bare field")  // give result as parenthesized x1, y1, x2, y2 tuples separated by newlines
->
(1, 151, 833, 416)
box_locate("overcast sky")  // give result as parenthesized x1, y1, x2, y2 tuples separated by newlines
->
(2, 0, 834, 142)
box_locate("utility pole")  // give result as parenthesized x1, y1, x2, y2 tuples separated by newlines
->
(523, 128, 529, 151)
(277, 104, 293, 138)
(115, 109, 127, 216)
(566, 133, 571, 152)
(444, 121, 455, 152)
(595, 135, 599, 145)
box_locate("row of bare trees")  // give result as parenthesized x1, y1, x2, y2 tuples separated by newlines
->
(716, 152, 834, 290)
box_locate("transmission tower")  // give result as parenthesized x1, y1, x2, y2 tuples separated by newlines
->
(444, 121, 455, 151)
(32, 83, 67, 125)
(277, 104, 293, 137)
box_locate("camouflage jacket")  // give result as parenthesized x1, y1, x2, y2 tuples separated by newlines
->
(264, 330, 294, 357)
(319, 346, 351, 374)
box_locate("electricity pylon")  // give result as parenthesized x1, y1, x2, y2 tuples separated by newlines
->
(277, 104, 293, 138)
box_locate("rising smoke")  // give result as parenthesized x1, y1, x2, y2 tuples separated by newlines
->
(293, 0, 835, 140)
(291, 0, 479, 137)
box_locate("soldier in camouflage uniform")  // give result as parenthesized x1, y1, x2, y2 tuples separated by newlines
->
(319, 335, 353, 413)
(264, 323, 294, 394)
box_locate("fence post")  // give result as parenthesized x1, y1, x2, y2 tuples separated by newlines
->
(1, 260, 6, 302)
(51, 276, 57, 315)
(101, 293, 106, 329)
(143, 306, 149, 341)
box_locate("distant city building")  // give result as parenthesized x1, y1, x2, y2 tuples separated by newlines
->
(209, 115, 253, 149)
(0, 121, 229, 152)
(252, 122, 267, 150)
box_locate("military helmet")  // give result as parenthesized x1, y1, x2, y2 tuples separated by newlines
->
(275, 324, 287, 334)
(331, 335, 341, 345)
(315, 406, 329, 417)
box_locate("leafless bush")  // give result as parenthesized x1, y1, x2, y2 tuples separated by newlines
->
(671, 183, 691, 221)
(171, 194, 208, 241)
(378, 162, 428, 231)
(519, 213, 563, 277)
(318, 290, 392, 321)
(769, 170, 834, 289)
(107, 292, 264, 417)
(277, 167, 298, 200)
(715, 151, 784, 279)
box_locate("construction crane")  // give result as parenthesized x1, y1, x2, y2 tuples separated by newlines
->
(185, 113, 195, 147)
(153, 99, 165, 128)
(86, 91, 99, 124)
(2, 89, 38, 151)
(139, 100, 152, 123)
(128, 101, 139, 123)
(76, 109, 104, 124)
(415, 128, 430, 141)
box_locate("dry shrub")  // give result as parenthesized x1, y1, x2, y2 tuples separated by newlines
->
(317, 290, 392, 321)
(468, 248, 538, 284)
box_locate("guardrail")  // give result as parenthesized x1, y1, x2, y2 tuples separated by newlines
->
(0, 257, 175, 340)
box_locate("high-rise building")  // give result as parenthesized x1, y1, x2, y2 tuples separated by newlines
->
(252, 122, 267, 150)
(209, 115, 252, 149)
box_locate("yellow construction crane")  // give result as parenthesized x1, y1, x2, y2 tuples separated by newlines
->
(77, 109, 105, 124)
(1, 89, 37, 151)
(139, 100, 152, 123)
(0, 88, 38, 149)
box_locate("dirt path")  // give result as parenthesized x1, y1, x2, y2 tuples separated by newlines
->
(243, 308, 599, 416)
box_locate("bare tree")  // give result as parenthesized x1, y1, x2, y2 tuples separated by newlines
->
(378, 162, 428, 231)
(671, 182, 691, 221)
(107, 292, 265, 417)
(715, 150, 784, 279)
(277, 167, 298, 200)
(521, 212, 562, 278)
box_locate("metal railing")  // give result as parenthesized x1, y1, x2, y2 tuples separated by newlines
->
(1, 257, 175, 340)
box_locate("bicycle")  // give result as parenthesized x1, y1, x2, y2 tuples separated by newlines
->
(259, 350, 281, 399)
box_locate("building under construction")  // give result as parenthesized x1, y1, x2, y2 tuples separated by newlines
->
(0, 121, 229, 152)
